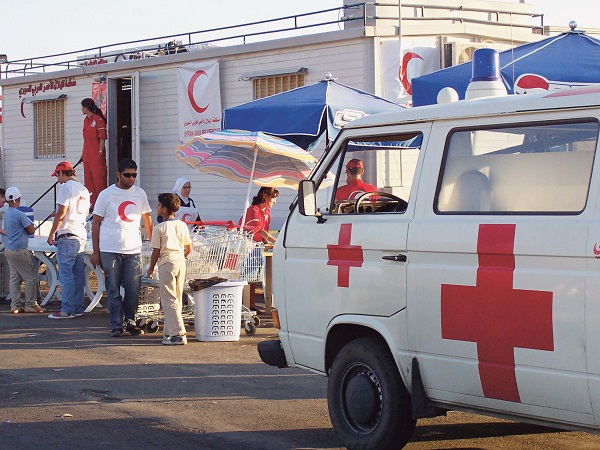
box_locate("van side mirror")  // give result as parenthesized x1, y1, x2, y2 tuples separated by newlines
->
(298, 180, 317, 216)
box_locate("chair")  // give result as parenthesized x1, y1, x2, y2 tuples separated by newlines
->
(447, 170, 492, 212)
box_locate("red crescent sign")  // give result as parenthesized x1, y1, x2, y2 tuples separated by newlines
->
(118, 201, 135, 222)
(21, 99, 27, 119)
(181, 213, 192, 222)
(399, 52, 424, 95)
(187, 70, 210, 113)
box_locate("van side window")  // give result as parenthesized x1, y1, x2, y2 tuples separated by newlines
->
(436, 120, 599, 214)
(318, 133, 422, 215)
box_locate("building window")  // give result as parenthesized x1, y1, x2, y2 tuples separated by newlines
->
(34, 98, 65, 159)
(253, 73, 305, 99)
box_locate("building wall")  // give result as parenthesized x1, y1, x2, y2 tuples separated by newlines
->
(0, 37, 370, 229)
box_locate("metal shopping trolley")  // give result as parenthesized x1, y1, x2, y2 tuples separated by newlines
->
(137, 222, 260, 336)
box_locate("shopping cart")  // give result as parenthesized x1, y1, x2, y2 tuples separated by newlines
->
(136, 221, 261, 336)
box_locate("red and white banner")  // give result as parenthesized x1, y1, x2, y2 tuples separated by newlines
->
(178, 60, 222, 143)
(380, 39, 440, 107)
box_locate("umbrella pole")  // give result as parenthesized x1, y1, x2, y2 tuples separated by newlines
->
(241, 148, 258, 229)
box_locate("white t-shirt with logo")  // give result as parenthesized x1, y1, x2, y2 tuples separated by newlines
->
(93, 184, 151, 254)
(56, 179, 90, 239)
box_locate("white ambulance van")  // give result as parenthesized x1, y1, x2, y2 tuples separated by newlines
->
(258, 85, 600, 449)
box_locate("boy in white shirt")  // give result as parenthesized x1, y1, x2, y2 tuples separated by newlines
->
(147, 193, 192, 345)
(47, 161, 91, 319)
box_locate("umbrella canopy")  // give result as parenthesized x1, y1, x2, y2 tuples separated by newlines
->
(174, 130, 317, 189)
(222, 79, 404, 149)
(412, 30, 600, 106)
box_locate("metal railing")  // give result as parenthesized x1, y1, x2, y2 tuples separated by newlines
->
(0, 2, 543, 79)
(31, 159, 83, 231)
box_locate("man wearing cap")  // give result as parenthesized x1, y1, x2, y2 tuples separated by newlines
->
(335, 158, 377, 202)
(47, 161, 91, 319)
(2, 186, 45, 314)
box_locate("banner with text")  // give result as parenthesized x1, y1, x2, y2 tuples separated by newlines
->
(178, 60, 222, 143)
(380, 39, 440, 107)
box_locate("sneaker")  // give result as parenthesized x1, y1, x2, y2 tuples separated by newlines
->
(48, 311, 76, 319)
(161, 335, 170, 345)
(125, 324, 144, 336)
(23, 304, 46, 313)
(73, 312, 85, 317)
(110, 328, 124, 337)
(162, 335, 187, 345)
(10, 307, 24, 314)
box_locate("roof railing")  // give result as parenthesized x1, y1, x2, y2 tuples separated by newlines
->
(0, 2, 543, 79)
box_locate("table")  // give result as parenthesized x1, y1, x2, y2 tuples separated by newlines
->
(28, 236, 105, 312)
(263, 250, 273, 314)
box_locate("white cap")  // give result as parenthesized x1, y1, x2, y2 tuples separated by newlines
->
(5, 186, 21, 201)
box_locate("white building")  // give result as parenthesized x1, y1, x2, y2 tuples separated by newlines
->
(0, 0, 546, 228)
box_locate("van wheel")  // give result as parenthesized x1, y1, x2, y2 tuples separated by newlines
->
(328, 338, 416, 450)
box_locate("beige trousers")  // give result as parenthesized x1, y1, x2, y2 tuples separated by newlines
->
(5, 249, 38, 310)
(158, 260, 187, 337)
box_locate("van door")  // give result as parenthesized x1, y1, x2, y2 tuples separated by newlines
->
(411, 116, 598, 426)
(281, 126, 429, 371)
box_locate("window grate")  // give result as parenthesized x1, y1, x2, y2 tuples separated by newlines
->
(34, 99, 65, 159)
(253, 73, 305, 99)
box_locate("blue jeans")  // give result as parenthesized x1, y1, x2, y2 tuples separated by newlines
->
(100, 252, 141, 331)
(56, 236, 86, 315)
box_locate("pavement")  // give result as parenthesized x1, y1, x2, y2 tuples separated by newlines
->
(0, 293, 342, 450)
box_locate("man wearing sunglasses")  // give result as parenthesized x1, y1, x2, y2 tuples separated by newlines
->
(90, 158, 154, 338)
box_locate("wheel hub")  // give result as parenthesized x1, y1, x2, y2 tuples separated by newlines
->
(344, 371, 379, 427)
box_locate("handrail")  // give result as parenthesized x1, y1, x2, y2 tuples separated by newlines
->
(0, 2, 544, 79)
(32, 159, 83, 231)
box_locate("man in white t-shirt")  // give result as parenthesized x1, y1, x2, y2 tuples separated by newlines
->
(90, 158, 153, 337)
(47, 161, 91, 319)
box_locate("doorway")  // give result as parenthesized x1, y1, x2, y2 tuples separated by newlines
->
(107, 74, 139, 184)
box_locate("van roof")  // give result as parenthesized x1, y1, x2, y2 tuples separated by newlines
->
(345, 86, 600, 129)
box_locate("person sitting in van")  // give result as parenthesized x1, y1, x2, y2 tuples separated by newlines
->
(335, 158, 377, 201)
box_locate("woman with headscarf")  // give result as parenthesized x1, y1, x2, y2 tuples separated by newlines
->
(169, 177, 201, 223)
(80, 98, 108, 207)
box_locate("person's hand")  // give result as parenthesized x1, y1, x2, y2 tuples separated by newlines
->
(147, 268, 154, 278)
(47, 235, 55, 246)
(90, 251, 101, 268)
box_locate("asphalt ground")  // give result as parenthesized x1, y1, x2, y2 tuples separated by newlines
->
(3, 294, 600, 450)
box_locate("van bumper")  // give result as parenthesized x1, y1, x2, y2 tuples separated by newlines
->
(257, 339, 288, 368)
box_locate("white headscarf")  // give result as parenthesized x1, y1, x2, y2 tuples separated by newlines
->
(173, 177, 190, 203)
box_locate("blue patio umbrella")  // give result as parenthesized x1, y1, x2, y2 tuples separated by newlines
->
(222, 79, 404, 150)
(412, 30, 600, 107)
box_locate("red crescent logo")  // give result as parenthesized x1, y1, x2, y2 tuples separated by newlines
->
(76, 196, 87, 214)
(181, 213, 192, 222)
(594, 243, 600, 256)
(118, 201, 135, 222)
(21, 99, 27, 118)
(399, 52, 423, 95)
(187, 70, 209, 113)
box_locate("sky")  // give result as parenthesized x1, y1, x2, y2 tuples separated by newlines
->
(0, 0, 598, 62)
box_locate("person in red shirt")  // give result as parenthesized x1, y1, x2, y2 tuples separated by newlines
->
(80, 98, 108, 207)
(241, 187, 278, 244)
(240, 187, 278, 310)
(335, 158, 377, 201)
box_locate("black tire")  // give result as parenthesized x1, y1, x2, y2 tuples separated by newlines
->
(244, 322, 257, 336)
(253, 315, 261, 327)
(136, 318, 147, 329)
(328, 338, 416, 450)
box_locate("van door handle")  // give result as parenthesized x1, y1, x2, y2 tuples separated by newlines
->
(382, 254, 407, 262)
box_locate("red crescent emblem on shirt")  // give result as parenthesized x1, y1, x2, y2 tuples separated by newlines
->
(118, 201, 135, 222)
(76, 196, 87, 214)
(181, 213, 192, 222)
(594, 243, 600, 258)
(187, 70, 209, 113)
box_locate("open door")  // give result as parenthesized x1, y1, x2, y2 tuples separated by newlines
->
(107, 71, 140, 184)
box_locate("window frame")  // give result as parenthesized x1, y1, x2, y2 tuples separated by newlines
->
(434, 118, 599, 216)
